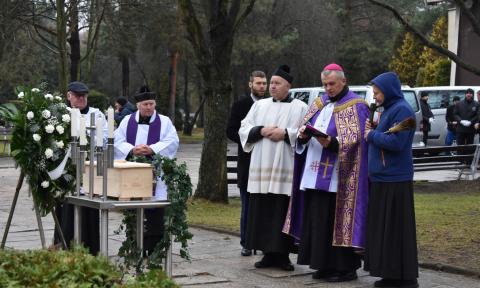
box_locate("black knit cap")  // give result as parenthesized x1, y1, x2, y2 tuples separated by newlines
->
(134, 85, 156, 103)
(272, 65, 293, 84)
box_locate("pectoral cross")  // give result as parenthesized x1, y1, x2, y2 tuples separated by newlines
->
(320, 157, 333, 178)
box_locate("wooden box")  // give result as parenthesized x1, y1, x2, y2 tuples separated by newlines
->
(83, 160, 153, 199)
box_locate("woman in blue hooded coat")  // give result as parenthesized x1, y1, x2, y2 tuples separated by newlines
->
(364, 72, 419, 288)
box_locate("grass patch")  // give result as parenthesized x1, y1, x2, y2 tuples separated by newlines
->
(187, 197, 241, 234)
(178, 128, 204, 144)
(187, 181, 480, 274)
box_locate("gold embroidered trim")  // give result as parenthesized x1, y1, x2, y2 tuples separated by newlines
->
(333, 98, 368, 112)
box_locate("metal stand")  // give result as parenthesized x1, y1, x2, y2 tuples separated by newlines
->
(1, 170, 48, 250)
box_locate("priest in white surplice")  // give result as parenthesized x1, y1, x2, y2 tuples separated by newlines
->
(239, 65, 308, 271)
(114, 85, 179, 254)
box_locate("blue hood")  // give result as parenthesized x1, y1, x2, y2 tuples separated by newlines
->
(370, 72, 403, 108)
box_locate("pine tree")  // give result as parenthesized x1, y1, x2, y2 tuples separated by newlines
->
(418, 15, 451, 86)
(389, 32, 424, 87)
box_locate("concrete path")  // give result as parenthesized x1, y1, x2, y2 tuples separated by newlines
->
(1, 144, 479, 287)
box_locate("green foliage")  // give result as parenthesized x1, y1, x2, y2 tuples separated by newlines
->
(0, 246, 179, 287)
(8, 84, 75, 215)
(418, 15, 450, 86)
(115, 155, 192, 273)
(389, 32, 424, 87)
(88, 89, 110, 111)
(0, 246, 120, 287)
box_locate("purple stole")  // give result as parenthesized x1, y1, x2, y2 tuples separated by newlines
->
(283, 91, 370, 249)
(126, 112, 162, 146)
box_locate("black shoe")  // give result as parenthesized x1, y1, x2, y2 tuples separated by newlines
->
(326, 271, 358, 282)
(241, 248, 252, 256)
(374, 279, 418, 288)
(375, 279, 396, 287)
(278, 262, 294, 271)
(254, 255, 275, 268)
(312, 269, 336, 280)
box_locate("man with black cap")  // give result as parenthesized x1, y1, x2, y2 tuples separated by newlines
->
(226, 70, 267, 257)
(420, 91, 434, 146)
(454, 88, 479, 145)
(114, 85, 179, 254)
(239, 65, 308, 271)
(54, 81, 108, 255)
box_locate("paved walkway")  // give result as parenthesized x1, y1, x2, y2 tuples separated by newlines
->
(1, 144, 479, 287)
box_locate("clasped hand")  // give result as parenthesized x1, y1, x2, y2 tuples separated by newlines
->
(132, 144, 153, 156)
(261, 126, 286, 142)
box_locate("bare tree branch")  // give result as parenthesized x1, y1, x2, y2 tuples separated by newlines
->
(453, 0, 480, 36)
(367, 0, 480, 76)
(232, 0, 255, 34)
(80, 0, 106, 63)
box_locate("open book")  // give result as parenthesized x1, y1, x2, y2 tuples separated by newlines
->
(305, 124, 329, 138)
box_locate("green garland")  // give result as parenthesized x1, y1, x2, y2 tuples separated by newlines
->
(115, 154, 193, 273)
(7, 84, 75, 216)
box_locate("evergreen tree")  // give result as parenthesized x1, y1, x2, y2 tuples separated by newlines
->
(389, 32, 423, 87)
(418, 15, 450, 86)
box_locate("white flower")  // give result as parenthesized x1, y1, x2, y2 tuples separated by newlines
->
(56, 125, 64, 134)
(41, 181, 49, 188)
(33, 134, 41, 142)
(45, 125, 55, 134)
(31, 88, 40, 93)
(42, 110, 51, 119)
(27, 111, 34, 120)
(61, 114, 70, 123)
(45, 148, 53, 159)
(55, 96, 63, 101)
(18, 92, 24, 99)
(44, 93, 54, 100)
(66, 107, 72, 111)
(55, 141, 64, 148)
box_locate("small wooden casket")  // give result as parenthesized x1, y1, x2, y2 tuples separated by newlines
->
(83, 160, 153, 199)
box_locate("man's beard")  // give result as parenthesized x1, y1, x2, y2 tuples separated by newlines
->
(252, 89, 265, 98)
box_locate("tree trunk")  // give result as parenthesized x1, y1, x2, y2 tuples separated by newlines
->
(194, 75, 231, 202)
(69, 0, 80, 81)
(197, 77, 204, 128)
(168, 50, 179, 122)
(183, 57, 191, 135)
(121, 55, 129, 98)
(56, 0, 68, 94)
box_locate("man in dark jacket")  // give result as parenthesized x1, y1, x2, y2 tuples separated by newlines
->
(454, 88, 479, 145)
(420, 91, 434, 146)
(114, 96, 137, 124)
(445, 96, 460, 146)
(226, 70, 267, 256)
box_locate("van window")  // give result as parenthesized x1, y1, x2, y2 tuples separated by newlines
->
(403, 91, 419, 112)
(293, 91, 311, 105)
(420, 90, 466, 109)
(354, 91, 367, 99)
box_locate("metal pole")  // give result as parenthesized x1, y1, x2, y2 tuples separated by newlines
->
(165, 229, 172, 277)
(1, 170, 24, 249)
(136, 208, 144, 256)
(88, 113, 95, 199)
(52, 207, 67, 249)
(74, 146, 85, 244)
(99, 209, 109, 256)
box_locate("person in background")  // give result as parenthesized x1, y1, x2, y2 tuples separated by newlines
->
(364, 72, 418, 288)
(239, 65, 308, 271)
(226, 70, 267, 257)
(445, 96, 460, 146)
(114, 96, 137, 125)
(420, 91, 434, 146)
(454, 88, 479, 145)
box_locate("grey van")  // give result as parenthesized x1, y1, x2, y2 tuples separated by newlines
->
(289, 86, 424, 147)
(414, 86, 480, 146)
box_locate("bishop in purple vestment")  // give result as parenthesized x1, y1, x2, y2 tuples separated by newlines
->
(283, 63, 369, 282)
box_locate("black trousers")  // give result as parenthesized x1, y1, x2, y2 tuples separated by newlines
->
(456, 132, 475, 146)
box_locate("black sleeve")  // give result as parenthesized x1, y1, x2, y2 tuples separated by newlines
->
(325, 136, 339, 153)
(247, 126, 264, 143)
(297, 136, 311, 145)
(226, 103, 242, 144)
(283, 129, 290, 145)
